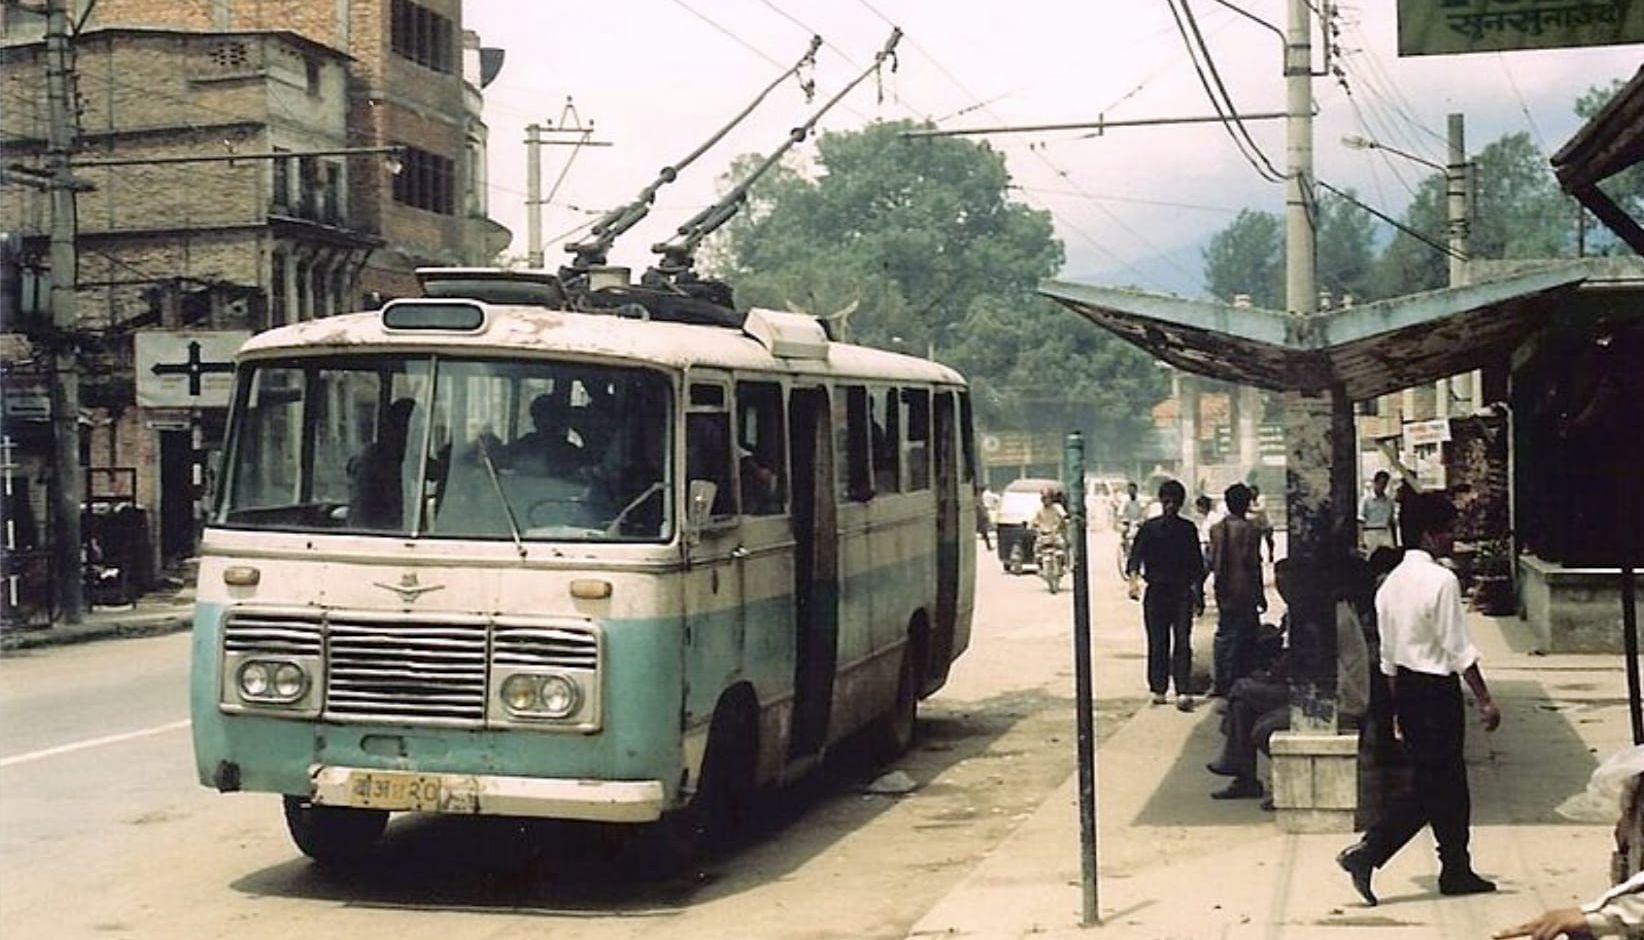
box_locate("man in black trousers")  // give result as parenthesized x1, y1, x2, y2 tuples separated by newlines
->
(1126, 479, 1204, 712)
(1337, 491, 1502, 905)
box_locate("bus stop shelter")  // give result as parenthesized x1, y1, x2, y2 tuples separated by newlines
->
(1040, 261, 1644, 827)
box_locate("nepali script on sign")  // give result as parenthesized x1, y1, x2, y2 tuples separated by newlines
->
(1397, 0, 1643, 55)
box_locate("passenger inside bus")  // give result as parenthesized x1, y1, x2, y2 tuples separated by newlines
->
(503, 392, 584, 477)
(347, 397, 416, 529)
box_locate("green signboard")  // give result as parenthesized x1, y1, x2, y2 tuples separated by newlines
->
(1398, 0, 1644, 55)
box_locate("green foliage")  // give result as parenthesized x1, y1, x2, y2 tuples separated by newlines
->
(1315, 190, 1378, 304)
(1202, 209, 1283, 307)
(707, 120, 1167, 455)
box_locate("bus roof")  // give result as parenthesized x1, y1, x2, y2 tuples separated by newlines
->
(235, 302, 968, 386)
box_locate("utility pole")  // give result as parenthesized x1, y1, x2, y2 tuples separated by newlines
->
(525, 122, 543, 268)
(1444, 112, 1484, 413)
(1279, 0, 1354, 740)
(523, 99, 611, 269)
(45, 0, 83, 624)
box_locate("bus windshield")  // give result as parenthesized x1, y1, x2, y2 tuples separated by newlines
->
(216, 354, 673, 542)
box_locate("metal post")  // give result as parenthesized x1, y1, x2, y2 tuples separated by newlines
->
(45, 0, 83, 623)
(1065, 430, 1099, 926)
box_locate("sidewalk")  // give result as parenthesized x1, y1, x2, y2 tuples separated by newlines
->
(0, 585, 195, 653)
(908, 609, 1639, 939)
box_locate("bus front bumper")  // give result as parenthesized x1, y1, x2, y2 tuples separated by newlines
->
(310, 766, 666, 823)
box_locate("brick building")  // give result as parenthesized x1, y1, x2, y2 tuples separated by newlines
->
(0, 0, 509, 618)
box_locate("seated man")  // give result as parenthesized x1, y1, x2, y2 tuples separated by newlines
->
(1208, 558, 1371, 801)
(503, 392, 583, 477)
(348, 398, 416, 529)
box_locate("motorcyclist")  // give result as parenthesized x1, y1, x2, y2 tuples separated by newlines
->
(1032, 487, 1068, 557)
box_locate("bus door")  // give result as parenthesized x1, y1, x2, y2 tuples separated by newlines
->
(930, 390, 961, 687)
(683, 375, 743, 731)
(786, 385, 838, 758)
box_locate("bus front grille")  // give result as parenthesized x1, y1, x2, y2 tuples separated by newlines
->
(324, 618, 489, 724)
(493, 624, 599, 669)
(224, 610, 324, 656)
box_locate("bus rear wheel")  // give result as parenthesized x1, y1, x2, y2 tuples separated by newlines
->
(869, 647, 918, 763)
(282, 795, 387, 867)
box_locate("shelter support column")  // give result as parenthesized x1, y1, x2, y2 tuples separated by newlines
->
(1271, 382, 1358, 833)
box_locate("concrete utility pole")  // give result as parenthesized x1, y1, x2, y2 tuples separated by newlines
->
(524, 102, 611, 270)
(1279, 0, 1354, 735)
(44, 0, 83, 624)
(526, 122, 543, 268)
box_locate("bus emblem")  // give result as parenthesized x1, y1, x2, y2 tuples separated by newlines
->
(373, 573, 445, 604)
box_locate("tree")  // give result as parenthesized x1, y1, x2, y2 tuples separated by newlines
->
(708, 120, 1167, 460)
(1315, 190, 1378, 304)
(1372, 131, 1575, 296)
(1202, 209, 1283, 308)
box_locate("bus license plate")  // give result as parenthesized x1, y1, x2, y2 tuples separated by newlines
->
(348, 771, 443, 811)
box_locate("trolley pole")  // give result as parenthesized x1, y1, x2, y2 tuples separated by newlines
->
(1065, 430, 1099, 925)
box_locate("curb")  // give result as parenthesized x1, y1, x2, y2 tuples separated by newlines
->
(0, 610, 193, 654)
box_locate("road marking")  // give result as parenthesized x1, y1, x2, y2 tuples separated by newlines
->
(0, 719, 191, 769)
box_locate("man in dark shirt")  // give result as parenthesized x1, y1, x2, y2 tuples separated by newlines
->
(1126, 479, 1205, 711)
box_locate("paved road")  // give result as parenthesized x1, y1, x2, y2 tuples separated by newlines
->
(0, 534, 1156, 939)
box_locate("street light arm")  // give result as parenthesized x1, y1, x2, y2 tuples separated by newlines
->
(1340, 135, 1444, 173)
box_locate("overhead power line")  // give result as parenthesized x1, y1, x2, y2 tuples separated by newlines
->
(1315, 179, 1465, 262)
(1165, 0, 1285, 184)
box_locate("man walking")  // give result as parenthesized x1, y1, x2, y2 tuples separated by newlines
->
(1126, 479, 1204, 712)
(1359, 470, 1397, 555)
(1208, 483, 1266, 697)
(1337, 491, 1501, 906)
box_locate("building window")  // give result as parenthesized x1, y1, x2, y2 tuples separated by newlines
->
(390, 0, 454, 73)
(270, 149, 291, 212)
(305, 58, 322, 96)
(270, 251, 288, 327)
(391, 146, 455, 215)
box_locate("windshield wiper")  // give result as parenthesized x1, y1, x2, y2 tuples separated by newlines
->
(475, 437, 527, 559)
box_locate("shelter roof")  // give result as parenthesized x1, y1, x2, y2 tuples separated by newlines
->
(1040, 260, 1644, 401)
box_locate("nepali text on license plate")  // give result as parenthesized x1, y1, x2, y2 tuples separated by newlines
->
(348, 771, 442, 811)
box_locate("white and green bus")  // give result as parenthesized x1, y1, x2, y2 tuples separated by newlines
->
(190, 274, 978, 867)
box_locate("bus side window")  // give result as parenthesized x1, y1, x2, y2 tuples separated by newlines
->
(870, 386, 900, 496)
(836, 385, 872, 503)
(736, 381, 786, 516)
(686, 384, 735, 520)
(902, 387, 931, 492)
(958, 391, 977, 483)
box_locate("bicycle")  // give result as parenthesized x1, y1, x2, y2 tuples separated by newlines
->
(1115, 520, 1136, 579)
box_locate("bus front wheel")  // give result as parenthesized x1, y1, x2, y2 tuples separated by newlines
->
(630, 696, 756, 879)
(282, 796, 387, 867)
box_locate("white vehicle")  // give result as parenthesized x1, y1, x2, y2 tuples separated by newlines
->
(992, 477, 1065, 574)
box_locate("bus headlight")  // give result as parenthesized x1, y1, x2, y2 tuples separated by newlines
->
(237, 659, 308, 704)
(498, 673, 582, 719)
(238, 661, 271, 698)
(501, 674, 539, 712)
(272, 662, 308, 700)
(538, 675, 580, 718)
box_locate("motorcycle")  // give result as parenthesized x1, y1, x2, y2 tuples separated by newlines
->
(1035, 529, 1067, 594)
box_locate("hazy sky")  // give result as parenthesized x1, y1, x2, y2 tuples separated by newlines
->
(464, 2, 1640, 298)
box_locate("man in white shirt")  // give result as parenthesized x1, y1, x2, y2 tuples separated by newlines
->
(1337, 491, 1501, 906)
